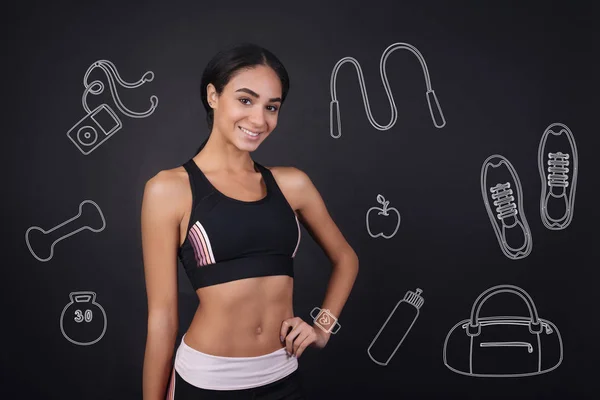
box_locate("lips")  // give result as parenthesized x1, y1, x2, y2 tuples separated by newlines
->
(239, 126, 262, 138)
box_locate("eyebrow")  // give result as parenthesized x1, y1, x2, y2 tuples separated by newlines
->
(235, 88, 282, 103)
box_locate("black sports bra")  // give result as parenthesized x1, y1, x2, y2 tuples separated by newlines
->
(177, 158, 302, 290)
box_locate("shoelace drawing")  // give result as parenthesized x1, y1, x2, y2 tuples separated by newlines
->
(547, 152, 570, 188)
(490, 183, 517, 221)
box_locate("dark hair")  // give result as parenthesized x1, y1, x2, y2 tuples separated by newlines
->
(194, 43, 290, 155)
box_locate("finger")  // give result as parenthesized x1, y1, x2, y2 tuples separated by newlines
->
(285, 326, 302, 355)
(280, 318, 301, 342)
(295, 333, 315, 358)
(291, 330, 308, 355)
(279, 320, 291, 342)
(285, 322, 306, 354)
(280, 317, 302, 341)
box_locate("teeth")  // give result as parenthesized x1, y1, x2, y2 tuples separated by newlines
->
(240, 126, 260, 136)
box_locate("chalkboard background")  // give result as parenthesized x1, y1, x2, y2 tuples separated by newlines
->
(3, 0, 598, 398)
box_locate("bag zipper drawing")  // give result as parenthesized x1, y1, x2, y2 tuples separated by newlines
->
(480, 341, 534, 353)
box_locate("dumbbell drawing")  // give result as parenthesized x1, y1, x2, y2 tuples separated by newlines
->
(329, 42, 446, 139)
(443, 284, 563, 377)
(60, 291, 107, 346)
(366, 194, 400, 239)
(480, 155, 532, 260)
(67, 59, 158, 155)
(538, 123, 578, 230)
(25, 200, 106, 262)
(367, 288, 424, 366)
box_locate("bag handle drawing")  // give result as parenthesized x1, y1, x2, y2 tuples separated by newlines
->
(467, 284, 543, 337)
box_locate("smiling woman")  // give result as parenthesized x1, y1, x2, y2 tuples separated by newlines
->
(193, 44, 288, 155)
(236, 85, 281, 139)
(141, 43, 359, 400)
(202, 65, 283, 150)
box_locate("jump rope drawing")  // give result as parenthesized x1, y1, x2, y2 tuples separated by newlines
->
(25, 200, 106, 262)
(66, 59, 158, 155)
(329, 42, 446, 139)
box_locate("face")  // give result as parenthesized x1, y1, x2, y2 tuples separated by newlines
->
(208, 65, 282, 151)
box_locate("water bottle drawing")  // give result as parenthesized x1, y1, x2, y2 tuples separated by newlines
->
(367, 288, 424, 366)
(25, 200, 106, 262)
(60, 291, 107, 346)
(538, 123, 579, 230)
(366, 194, 401, 239)
(329, 42, 446, 139)
(480, 155, 532, 260)
(66, 59, 158, 155)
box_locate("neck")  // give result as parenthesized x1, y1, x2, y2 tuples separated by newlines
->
(196, 130, 255, 174)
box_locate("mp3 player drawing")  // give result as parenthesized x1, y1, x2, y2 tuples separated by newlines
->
(66, 59, 158, 155)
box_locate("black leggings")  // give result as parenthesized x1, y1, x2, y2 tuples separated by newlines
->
(170, 369, 307, 399)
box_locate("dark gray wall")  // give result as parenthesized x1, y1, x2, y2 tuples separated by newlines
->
(4, 0, 598, 398)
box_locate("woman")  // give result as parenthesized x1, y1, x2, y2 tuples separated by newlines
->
(141, 43, 359, 399)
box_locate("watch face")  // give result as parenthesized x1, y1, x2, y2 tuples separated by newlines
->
(315, 309, 337, 332)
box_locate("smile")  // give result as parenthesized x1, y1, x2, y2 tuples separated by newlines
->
(239, 126, 261, 137)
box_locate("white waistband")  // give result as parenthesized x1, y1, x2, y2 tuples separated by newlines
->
(174, 334, 299, 390)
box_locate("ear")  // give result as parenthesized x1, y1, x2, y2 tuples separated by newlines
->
(206, 83, 218, 108)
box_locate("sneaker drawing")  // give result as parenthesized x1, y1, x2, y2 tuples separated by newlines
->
(538, 123, 578, 230)
(481, 155, 532, 260)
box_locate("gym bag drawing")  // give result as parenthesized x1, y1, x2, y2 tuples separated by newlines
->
(443, 284, 563, 377)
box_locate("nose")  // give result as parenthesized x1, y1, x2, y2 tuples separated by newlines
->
(248, 106, 267, 129)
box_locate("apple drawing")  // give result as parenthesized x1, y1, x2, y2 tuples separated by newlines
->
(366, 194, 401, 239)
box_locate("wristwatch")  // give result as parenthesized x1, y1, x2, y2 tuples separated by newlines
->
(310, 307, 342, 334)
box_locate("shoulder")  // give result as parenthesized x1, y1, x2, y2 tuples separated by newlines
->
(142, 165, 190, 215)
(266, 165, 312, 191)
(145, 165, 188, 196)
(263, 165, 315, 211)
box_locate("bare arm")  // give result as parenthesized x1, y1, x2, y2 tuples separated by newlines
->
(141, 171, 182, 400)
(274, 166, 359, 334)
(292, 168, 359, 333)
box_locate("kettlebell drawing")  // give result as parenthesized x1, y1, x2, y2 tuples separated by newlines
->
(60, 291, 107, 346)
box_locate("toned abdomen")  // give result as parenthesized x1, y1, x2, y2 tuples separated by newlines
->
(184, 275, 294, 357)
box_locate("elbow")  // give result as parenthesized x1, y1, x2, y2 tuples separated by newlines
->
(147, 310, 178, 334)
(347, 248, 359, 267)
(334, 250, 359, 271)
(351, 252, 359, 275)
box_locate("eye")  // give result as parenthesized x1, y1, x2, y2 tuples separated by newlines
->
(239, 98, 279, 113)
